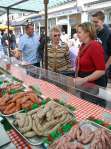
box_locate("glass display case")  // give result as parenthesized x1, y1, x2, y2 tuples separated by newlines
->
(0, 56, 111, 149)
(25, 64, 111, 108)
(0, 56, 111, 110)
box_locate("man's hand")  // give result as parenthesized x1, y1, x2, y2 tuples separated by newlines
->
(12, 49, 21, 59)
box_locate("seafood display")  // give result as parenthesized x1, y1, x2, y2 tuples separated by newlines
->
(0, 91, 41, 115)
(13, 100, 74, 138)
(49, 121, 111, 149)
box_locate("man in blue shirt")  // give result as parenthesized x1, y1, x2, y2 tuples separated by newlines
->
(16, 23, 41, 67)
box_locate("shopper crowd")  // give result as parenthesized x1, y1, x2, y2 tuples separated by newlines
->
(0, 11, 111, 89)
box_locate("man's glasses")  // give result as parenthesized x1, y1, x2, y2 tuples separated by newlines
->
(25, 21, 34, 28)
(54, 34, 60, 37)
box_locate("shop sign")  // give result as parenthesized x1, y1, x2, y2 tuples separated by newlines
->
(49, 7, 81, 18)
(31, 16, 44, 22)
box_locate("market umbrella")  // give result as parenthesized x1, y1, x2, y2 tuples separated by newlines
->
(0, 24, 14, 30)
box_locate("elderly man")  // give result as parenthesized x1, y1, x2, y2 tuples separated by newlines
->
(15, 23, 41, 67)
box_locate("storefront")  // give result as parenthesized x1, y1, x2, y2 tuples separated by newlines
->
(11, 2, 82, 38)
(48, 7, 81, 38)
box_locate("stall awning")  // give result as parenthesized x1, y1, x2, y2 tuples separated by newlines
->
(0, 24, 15, 30)
(0, 0, 74, 68)
(0, 0, 74, 13)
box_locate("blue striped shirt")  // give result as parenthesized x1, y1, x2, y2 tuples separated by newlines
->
(19, 32, 40, 64)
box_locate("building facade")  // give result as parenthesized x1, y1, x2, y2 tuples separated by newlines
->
(2, 0, 111, 38)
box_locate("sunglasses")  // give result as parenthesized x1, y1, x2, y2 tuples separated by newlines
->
(25, 22, 34, 28)
(54, 34, 60, 37)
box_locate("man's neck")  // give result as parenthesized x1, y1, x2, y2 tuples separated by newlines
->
(98, 25, 104, 32)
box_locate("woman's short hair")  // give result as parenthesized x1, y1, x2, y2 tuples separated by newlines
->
(77, 22, 96, 40)
(50, 26, 61, 37)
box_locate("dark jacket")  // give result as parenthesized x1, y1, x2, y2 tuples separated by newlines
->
(97, 24, 111, 62)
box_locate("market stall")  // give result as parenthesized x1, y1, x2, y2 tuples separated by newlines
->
(0, 1, 111, 149)
(0, 57, 111, 149)
(0, 0, 71, 68)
